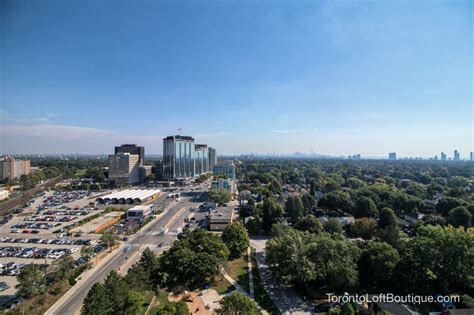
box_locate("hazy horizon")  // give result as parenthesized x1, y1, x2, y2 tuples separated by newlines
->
(1, 0, 472, 156)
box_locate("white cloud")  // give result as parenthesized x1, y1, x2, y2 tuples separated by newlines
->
(271, 127, 319, 133)
(0, 124, 234, 154)
(0, 124, 164, 154)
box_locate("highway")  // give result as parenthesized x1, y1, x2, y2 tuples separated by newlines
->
(47, 188, 204, 315)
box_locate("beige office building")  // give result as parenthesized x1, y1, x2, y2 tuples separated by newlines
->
(108, 153, 140, 184)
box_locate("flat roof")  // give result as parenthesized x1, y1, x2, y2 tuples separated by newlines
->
(98, 189, 161, 201)
(128, 205, 152, 211)
(210, 207, 234, 221)
(164, 135, 194, 141)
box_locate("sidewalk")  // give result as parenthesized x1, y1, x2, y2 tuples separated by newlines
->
(45, 243, 125, 315)
(220, 267, 269, 315)
(248, 246, 255, 299)
(250, 236, 313, 315)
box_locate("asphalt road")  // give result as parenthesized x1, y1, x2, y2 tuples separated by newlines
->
(48, 190, 204, 315)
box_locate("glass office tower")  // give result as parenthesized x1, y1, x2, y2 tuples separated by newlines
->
(195, 144, 209, 175)
(163, 135, 195, 179)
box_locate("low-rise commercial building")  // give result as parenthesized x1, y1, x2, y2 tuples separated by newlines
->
(96, 189, 161, 204)
(127, 205, 154, 221)
(209, 207, 235, 231)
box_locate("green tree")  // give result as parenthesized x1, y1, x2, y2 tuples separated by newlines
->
(324, 218, 343, 234)
(154, 301, 188, 315)
(436, 197, 467, 216)
(103, 271, 128, 313)
(285, 196, 305, 222)
(100, 231, 119, 251)
(301, 194, 317, 214)
(293, 214, 323, 234)
(125, 247, 159, 290)
(222, 222, 250, 259)
(159, 229, 229, 287)
(245, 217, 262, 235)
(353, 196, 378, 218)
(340, 303, 357, 315)
(266, 231, 360, 292)
(50, 255, 75, 282)
(16, 264, 45, 298)
(270, 223, 298, 238)
(376, 226, 401, 249)
(81, 246, 94, 261)
(378, 208, 397, 229)
(347, 177, 366, 189)
(395, 225, 474, 294)
(124, 290, 144, 315)
(208, 189, 232, 205)
(261, 197, 283, 233)
(217, 292, 259, 314)
(346, 218, 377, 239)
(81, 282, 108, 315)
(447, 206, 472, 228)
(359, 242, 400, 289)
(318, 191, 352, 212)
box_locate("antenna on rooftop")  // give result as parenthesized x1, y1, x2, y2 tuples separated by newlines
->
(177, 128, 182, 134)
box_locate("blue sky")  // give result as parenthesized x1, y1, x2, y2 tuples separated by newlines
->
(1, 0, 472, 157)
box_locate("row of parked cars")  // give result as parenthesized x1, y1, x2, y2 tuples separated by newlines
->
(43, 209, 95, 216)
(0, 246, 78, 259)
(0, 262, 32, 277)
(0, 215, 13, 227)
(0, 237, 97, 246)
(24, 215, 78, 223)
(36, 190, 91, 211)
(11, 222, 58, 230)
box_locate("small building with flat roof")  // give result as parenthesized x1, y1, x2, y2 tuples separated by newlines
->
(127, 205, 154, 221)
(209, 207, 235, 231)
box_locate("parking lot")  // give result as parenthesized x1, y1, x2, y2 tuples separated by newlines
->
(0, 190, 104, 236)
(0, 188, 113, 298)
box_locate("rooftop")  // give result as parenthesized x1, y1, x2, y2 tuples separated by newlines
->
(209, 207, 234, 222)
(164, 135, 195, 141)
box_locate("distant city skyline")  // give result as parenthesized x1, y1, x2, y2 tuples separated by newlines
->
(1, 0, 472, 156)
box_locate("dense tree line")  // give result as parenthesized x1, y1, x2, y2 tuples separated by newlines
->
(82, 227, 250, 314)
(265, 224, 474, 302)
(239, 159, 473, 236)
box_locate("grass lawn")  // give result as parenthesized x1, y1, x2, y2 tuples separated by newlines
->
(210, 273, 235, 295)
(224, 253, 250, 293)
(74, 169, 87, 177)
(251, 248, 281, 315)
(140, 290, 156, 314)
(14, 280, 72, 315)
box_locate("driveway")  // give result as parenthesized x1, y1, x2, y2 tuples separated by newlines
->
(250, 236, 313, 315)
